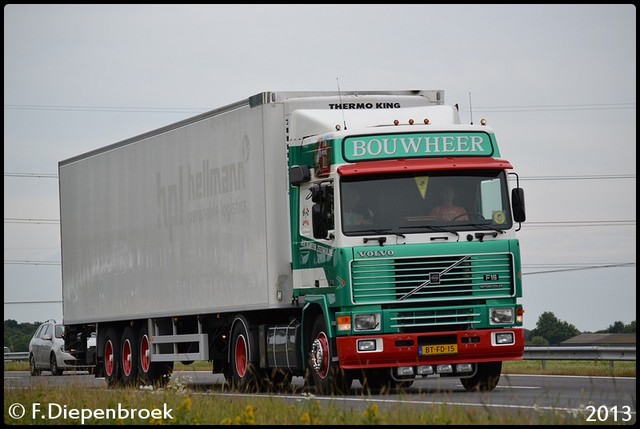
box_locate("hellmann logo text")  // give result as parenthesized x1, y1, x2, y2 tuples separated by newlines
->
(343, 132, 494, 161)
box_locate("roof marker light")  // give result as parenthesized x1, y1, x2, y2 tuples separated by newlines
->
(408, 119, 414, 125)
(424, 118, 430, 125)
(393, 119, 399, 125)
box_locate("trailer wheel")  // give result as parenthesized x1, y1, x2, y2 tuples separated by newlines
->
(120, 326, 139, 386)
(229, 318, 261, 392)
(137, 324, 173, 387)
(307, 315, 352, 395)
(103, 328, 121, 387)
(460, 361, 502, 392)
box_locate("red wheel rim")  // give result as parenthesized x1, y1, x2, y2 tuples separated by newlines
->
(122, 339, 132, 376)
(140, 335, 150, 373)
(234, 335, 247, 377)
(315, 332, 330, 378)
(104, 340, 114, 376)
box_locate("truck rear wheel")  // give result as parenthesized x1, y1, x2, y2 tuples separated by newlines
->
(103, 327, 121, 387)
(460, 361, 502, 392)
(307, 315, 353, 395)
(229, 317, 261, 392)
(120, 326, 139, 386)
(137, 324, 172, 387)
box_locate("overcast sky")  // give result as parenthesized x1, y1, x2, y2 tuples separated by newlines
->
(4, 4, 636, 332)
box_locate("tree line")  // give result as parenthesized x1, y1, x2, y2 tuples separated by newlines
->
(4, 313, 636, 352)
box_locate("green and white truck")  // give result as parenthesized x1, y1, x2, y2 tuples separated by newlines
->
(59, 90, 526, 393)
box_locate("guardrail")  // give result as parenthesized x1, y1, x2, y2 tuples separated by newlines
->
(524, 346, 635, 361)
(4, 352, 29, 361)
(4, 347, 636, 363)
(523, 346, 635, 370)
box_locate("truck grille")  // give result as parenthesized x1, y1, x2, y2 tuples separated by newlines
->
(351, 253, 514, 305)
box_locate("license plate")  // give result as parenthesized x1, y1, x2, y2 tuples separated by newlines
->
(420, 344, 458, 356)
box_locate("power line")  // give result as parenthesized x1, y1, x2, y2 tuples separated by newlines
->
(475, 102, 636, 113)
(4, 300, 62, 305)
(4, 217, 635, 228)
(519, 174, 635, 181)
(5, 218, 59, 224)
(4, 104, 207, 113)
(4, 102, 635, 113)
(4, 172, 58, 178)
(4, 260, 60, 266)
(5, 173, 637, 181)
(523, 262, 636, 276)
(525, 220, 636, 228)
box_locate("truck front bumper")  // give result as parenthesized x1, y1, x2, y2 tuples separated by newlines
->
(336, 328, 524, 370)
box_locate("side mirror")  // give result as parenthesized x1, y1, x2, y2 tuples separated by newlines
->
(289, 165, 311, 185)
(512, 188, 526, 223)
(312, 202, 329, 239)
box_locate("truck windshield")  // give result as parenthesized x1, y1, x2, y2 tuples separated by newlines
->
(340, 170, 512, 235)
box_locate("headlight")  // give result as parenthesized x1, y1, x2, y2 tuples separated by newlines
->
(490, 307, 514, 324)
(354, 314, 380, 331)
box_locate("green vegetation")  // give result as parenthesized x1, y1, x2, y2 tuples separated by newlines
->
(4, 319, 41, 352)
(4, 355, 634, 425)
(3, 381, 600, 425)
(502, 360, 635, 377)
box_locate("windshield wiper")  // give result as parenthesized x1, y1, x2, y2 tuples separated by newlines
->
(356, 228, 406, 238)
(399, 224, 456, 234)
(399, 224, 460, 240)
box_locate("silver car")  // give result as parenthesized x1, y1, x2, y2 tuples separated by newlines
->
(28, 319, 91, 376)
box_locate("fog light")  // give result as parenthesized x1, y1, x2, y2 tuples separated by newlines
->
(456, 363, 473, 373)
(436, 364, 453, 374)
(396, 366, 414, 376)
(357, 339, 377, 352)
(494, 332, 515, 345)
(417, 365, 434, 375)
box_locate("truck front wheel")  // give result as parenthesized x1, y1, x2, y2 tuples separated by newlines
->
(460, 361, 502, 392)
(307, 315, 353, 395)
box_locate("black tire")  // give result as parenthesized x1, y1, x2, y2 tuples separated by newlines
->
(461, 361, 502, 392)
(229, 317, 261, 392)
(307, 315, 353, 395)
(50, 353, 63, 376)
(29, 354, 41, 376)
(103, 327, 121, 387)
(137, 324, 173, 387)
(120, 326, 139, 386)
(358, 369, 413, 392)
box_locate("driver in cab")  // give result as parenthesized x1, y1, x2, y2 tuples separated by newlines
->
(430, 185, 468, 221)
